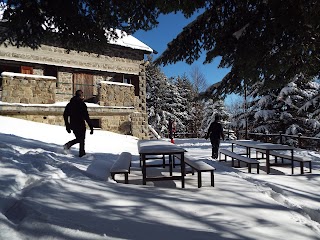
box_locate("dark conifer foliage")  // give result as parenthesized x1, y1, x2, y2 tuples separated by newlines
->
(156, 1, 320, 98)
(2, 1, 318, 96)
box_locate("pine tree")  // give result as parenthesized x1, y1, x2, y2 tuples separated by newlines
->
(146, 56, 169, 135)
(157, 1, 320, 98)
(174, 74, 195, 135)
(201, 99, 229, 136)
(146, 57, 190, 137)
(231, 76, 320, 144)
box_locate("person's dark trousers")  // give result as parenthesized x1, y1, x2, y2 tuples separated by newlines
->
(210, 138, 220, 159)
(65, 128, 86, 157)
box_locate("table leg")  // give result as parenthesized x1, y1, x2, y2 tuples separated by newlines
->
(181, 153, 185, 188)
(142, 154, 146, 185)
(169, 154, 173, 176)
(247, 147, 251, 158)
(266, 150, 270, 174)
(291, 149, 294, 175)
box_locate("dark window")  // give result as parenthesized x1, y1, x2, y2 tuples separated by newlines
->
(113, 74, 140, 96)
(44, 66, 57, 78)
(131, 75, 139, 96)
(113, 73, 123, 83)
(91, 119, 101, 128)
(0, 65, 20, 73)
(123, 76, 131, 84)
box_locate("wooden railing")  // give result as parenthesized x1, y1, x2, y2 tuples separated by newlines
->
(248, 132, 320, 151)
(164, 129, 236, 139)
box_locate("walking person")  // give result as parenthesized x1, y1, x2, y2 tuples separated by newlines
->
(63, 90, 94, 157)
(205, 115, 225, 159)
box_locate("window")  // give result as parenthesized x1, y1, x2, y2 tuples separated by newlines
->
(91, 119, 101, 129)
(131, 75, 139, 96)
(21, 66, 33, 74)
(123, 77, 131, 84)
(44, 66, 57, 78)
(113, 74, 140, 96)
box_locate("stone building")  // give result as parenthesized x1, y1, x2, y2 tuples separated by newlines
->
(0, 31, 153, 139)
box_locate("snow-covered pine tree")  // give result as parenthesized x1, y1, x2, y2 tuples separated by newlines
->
(146, 56, 170, 135)
(160, 77, 190, 135)
(146, 57, 190, 137)
(231, 76, 320, 146)
(277, 77, 320, 138)
(200, 99, 229, 137)
(299, 80, 320, 137)
(173, 75, 194, 135)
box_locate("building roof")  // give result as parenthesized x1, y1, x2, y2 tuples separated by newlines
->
(108, 29, 153, 53)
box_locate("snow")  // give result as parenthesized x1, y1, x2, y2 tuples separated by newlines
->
(99, 80, 133, 87)
(1, 72, 56, 80)
(107, 29, 153, 53)
(1, 115, 320, 239)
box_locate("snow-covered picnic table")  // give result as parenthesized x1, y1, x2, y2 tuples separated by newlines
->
(137, 139, 186, 188)
(231, 140, 296, 174)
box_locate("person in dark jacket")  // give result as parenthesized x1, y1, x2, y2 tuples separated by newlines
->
(205, 115, 225, 159)
(63, 90, 93, 157)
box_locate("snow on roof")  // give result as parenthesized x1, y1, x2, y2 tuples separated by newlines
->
(107, 29, 153, 53)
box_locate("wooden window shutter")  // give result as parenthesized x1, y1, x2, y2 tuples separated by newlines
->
(21, 66, 33, 74)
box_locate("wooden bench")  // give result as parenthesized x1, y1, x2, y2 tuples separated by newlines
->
(174, 154, 215, 188)
(110, 152, 132, 184)
(219, 149, 260, 174)
(256, 149, 312, 174)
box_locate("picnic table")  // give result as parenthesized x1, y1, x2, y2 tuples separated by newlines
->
(230, 140, 295, 174)
(137, 140, 186, 188)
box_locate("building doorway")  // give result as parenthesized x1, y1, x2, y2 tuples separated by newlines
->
(73, 73, 94, 101)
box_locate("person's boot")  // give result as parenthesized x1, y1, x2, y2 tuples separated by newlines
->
(79, 151, 86, 157)
(63, 143, 70, 150)
(79, 140, 86, 157)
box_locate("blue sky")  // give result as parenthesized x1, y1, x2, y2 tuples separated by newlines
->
(133, 12, 230, 86)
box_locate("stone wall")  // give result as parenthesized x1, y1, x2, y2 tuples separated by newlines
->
(55, 71, 73, 102)
(131, 64, 149, 139)
(98, 81, 134, 107)
(100, 115, 131, 135)
(1, 72, 56, 104)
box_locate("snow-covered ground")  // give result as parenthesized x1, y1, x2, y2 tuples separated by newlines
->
(0, 116, 320, 240)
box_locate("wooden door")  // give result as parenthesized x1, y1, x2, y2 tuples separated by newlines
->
(73, 73, 94, 100)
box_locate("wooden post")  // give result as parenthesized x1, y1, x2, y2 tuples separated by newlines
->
(298, 133, 302, 148)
